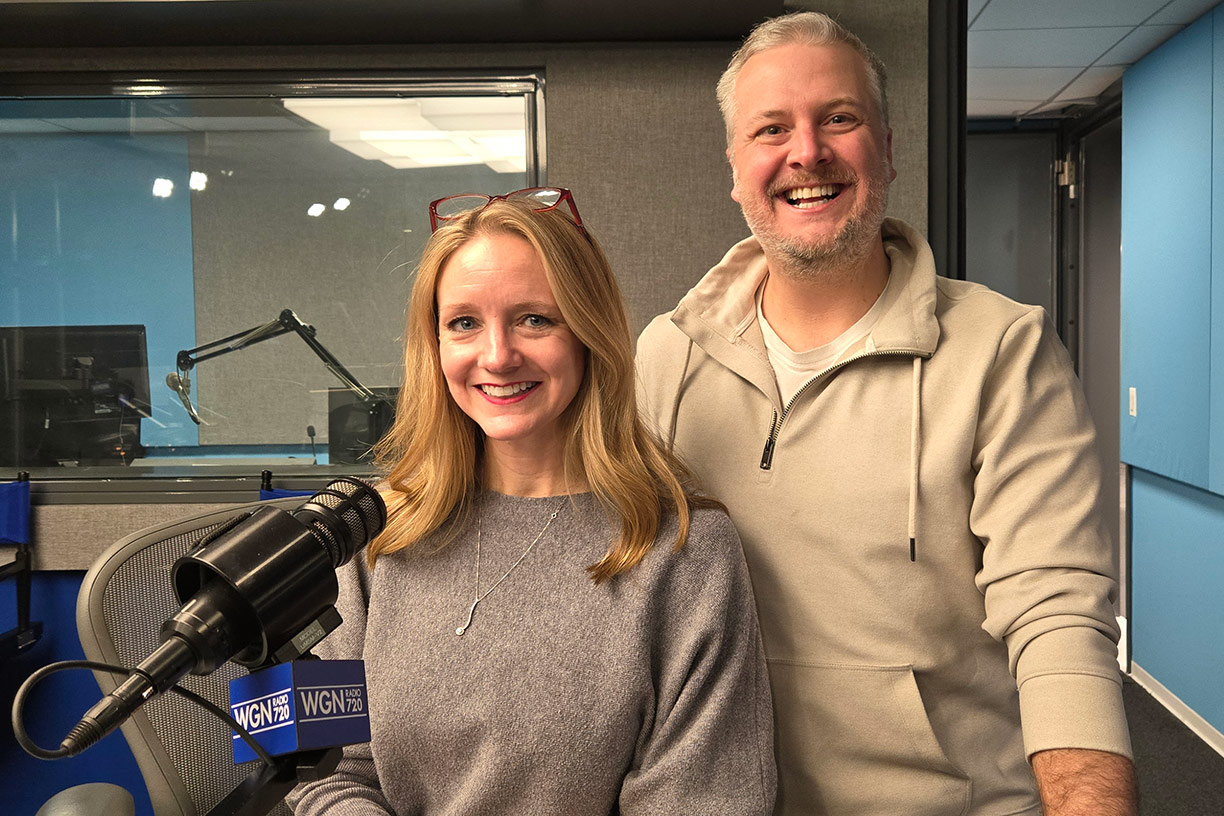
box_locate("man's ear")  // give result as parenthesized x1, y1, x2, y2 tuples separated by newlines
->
(727, 147, 741, 203)
(887, 129, 897, 182)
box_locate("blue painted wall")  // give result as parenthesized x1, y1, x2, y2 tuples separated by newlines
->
(1122, 3, 1224, 739)
(0, 571, 153, 816)
(1130, 470, 1224, 731)
(0, 132, 199, 448)
(1120, 13, 1213, 489)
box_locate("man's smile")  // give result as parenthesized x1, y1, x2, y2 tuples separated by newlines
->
(779, 183, 847, 208)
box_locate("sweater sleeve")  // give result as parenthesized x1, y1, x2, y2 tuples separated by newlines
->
(617, 509, 777, 815)
(970, 306, 1132, 760)
(287, 558, 395, 816)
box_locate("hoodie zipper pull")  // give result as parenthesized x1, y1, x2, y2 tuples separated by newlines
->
(760, 411, 779, 470)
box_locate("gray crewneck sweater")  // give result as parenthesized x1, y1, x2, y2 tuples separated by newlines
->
(288, 491, 775, 815)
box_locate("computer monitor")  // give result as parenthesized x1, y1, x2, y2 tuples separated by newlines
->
(0, 324, 151, 467)
(327, 386, 397, 465)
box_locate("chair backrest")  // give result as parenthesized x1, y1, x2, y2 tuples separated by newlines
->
(76, 498, 302, 816)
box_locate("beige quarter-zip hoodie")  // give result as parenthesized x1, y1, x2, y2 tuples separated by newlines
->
(636, 218, 1131, 816)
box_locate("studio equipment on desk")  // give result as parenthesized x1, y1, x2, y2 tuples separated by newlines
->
(11, 477, 386, 816)
(165, 309, 395, 461)
(0, 324, 152, 467)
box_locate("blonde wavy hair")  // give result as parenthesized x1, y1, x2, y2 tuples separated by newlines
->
(367, 196, 710, 582)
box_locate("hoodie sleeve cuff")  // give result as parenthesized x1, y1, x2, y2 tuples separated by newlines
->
(1016, 630, 1133, 760)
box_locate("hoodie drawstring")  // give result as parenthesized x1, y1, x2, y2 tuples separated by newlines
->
(908, 356, 923, 562)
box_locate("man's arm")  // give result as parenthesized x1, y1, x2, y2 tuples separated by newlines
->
(1031, 748, 1137, 816)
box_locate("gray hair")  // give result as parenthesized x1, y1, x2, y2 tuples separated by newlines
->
(716, 11, 889, 146)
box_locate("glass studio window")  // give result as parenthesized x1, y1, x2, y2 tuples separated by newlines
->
(0, 73, 544, 483)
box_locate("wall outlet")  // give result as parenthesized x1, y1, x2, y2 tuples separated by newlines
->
(1128, 387, 1137, 417)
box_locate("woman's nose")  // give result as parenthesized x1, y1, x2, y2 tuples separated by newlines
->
(479, 326, 520, 371)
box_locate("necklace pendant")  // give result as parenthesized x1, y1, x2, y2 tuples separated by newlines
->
(456, 598, 479, 637)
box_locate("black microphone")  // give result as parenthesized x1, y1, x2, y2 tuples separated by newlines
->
(60, 477, 386, 757)
(165, 370, 203, 425)
(307, 425, 317, 464)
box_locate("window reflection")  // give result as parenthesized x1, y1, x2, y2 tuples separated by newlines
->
(0, 79, 541, 478)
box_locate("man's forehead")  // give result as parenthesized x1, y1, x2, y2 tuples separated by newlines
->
(733, 43, 873, 115)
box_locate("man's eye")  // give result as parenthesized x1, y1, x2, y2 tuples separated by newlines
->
(757, 124, 785, 137)
(826, 114, 859, 128)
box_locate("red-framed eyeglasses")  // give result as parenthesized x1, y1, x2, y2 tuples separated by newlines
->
(428, 186, 587, 239)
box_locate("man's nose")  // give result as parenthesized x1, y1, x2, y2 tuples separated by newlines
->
(787, 123, 832, 169)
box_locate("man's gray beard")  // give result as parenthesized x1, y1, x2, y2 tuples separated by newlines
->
(748, 174, 890, 282)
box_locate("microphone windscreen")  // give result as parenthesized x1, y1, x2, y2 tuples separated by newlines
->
(292, 478, 386, 568)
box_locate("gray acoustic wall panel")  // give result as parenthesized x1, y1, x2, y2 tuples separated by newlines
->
(1, 1, 929, 449)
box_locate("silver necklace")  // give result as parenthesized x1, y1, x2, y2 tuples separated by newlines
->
(455, 498, 565, 636)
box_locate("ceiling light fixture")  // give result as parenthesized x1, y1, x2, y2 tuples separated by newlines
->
(281, 97, 527, 174)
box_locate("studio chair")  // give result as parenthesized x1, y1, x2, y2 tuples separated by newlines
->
(76, 498, 302, 816)
(37, 783, 135, 816)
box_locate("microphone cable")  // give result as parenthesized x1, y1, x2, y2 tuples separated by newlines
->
(11, 659, 274, 767)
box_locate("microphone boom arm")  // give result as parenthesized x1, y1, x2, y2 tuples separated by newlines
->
(171, 309, 382, 424)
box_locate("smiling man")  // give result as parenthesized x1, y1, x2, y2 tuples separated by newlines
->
(636, 11, 1136, 816)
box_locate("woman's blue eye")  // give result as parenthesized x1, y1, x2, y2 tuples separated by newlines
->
(449, 316, 476, 331)
(524, 314, 551, 328)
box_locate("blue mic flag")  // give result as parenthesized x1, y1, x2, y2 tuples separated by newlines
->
(259, 488, 316, 501)
(0, 480, 31, 545)
(228, 660, 370, 763)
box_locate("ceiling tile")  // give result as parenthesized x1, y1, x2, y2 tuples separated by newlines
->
(968, 66, 1082, 99)
(972, 0, 1168, 30)
(968, 0, 990, 24)
(967, 98, 1046, 118)
(969, 27, 1131, 67)
(1097, 24, 1184, 65)
(1030, 99, 1079, 114)
(1149, 0, 1219, 25)
(1052, 66, 1126, 102)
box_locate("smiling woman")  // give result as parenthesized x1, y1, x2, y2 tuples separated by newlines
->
(435, 231, 586, 493)
(286, 192, 777, 815)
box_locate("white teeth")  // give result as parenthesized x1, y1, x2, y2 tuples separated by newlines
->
(480, 382, 535, 397)
(784, 184, 841, 203)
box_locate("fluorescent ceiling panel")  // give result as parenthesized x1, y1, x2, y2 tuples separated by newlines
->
(282, 96, 526, 173)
